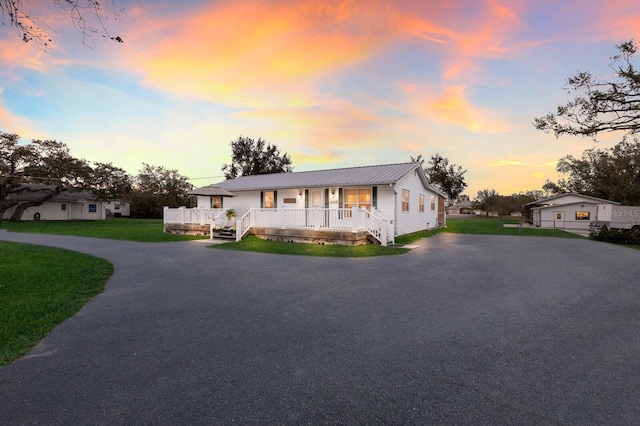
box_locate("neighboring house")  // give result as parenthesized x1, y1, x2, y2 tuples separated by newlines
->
(523, 193, 619, 230)
(446, 200, 474, 215)
(165, 162, 446, 245)
(2, 184, 130, 221)
(3, 184, 105, 221)
(104, 200, 131, 218)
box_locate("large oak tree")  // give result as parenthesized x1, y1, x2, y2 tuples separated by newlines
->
(534, 40, 640, 138)
(411, 153, 467, 203)
(222, 136, 293, 180)
(1, 132, 91, 221)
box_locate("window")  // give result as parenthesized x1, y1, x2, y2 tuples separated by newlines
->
(402, 189, 409, 212)
(61, 203, 67, 211)
(211, 196, 223, 209)
(430, 195, 436, 211)
(575, 211, 590, 220)
(114, 202, 120, 210)
(263, 191, 275, 208)
(89, 204, 97, 213)
(419, 194, 425, 213)
(343, 188, 372, 210)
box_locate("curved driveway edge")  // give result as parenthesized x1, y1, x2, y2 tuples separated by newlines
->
(1, 231, 639, 424)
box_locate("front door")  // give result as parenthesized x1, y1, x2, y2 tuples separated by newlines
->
(554, 211, 565, 228)
(310, 190, 324, 228)
(311, 190, 323, 208)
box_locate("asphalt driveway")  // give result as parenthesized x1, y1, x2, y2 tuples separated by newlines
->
(1, 231, 639, 425)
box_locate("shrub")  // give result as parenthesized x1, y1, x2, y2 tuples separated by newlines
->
(589, 226, 640, 245)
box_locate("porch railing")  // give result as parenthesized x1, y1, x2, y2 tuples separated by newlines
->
(164, 206, 393, 245)
(235, 207, 391, 245)
(163, 207, 224, 225)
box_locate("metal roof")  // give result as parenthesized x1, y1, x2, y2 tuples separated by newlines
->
(7, 184, 97, 202)
(523, 192, 619, 207)
(202, 162, 439, 192)
(188, 186, 235, 197)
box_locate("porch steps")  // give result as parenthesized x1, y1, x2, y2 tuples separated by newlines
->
(213, 226, 236, 240)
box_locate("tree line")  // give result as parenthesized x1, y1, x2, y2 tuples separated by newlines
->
(1, 132, 191, 221)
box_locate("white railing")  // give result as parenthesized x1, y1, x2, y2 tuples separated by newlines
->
(163, 207, 224, 225)
(164, 206, 393, 245)
(235, 207, 391, 245)
(364, 208, 392, 245)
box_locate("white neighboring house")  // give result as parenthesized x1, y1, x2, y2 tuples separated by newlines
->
(103, 200, 131, 218)
(2, 184, 130, 221)
(523, 193, 619, 230)
(164, 162, 447, 245)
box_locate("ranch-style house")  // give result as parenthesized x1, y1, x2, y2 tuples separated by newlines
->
(164, 162, 446, 246)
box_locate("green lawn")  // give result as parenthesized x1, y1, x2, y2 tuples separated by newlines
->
(212, 235, 410, 257)
(0, 241, 113, 367)
(0, 219, 206, 242)
(394, 218, 583, 244)
(444, 218, 585, 238)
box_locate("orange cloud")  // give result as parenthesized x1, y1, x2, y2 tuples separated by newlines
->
(120, 0, 470, 107)
(427, 85, 510, 133)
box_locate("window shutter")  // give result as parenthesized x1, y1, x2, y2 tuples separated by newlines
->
(338, 188, 343, 208)
(274, 190, 278, 208)
(260, 191, 264, 208)
(220, 197, 224, 209)
(324, 188, 329, 208)
(372, 186, 377, 209)
(305, 189, 309, 209)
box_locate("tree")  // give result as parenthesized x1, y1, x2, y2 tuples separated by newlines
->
(222, 136, 293, 180)
(88, 162, 133, 201)
(130, 163, 192, 218)
(412, 153, 467, 203)
(0, 0, 133, 49)
(534, 40, 640, 139)
(472, 189, 499, 216)
(542, 137, 640, 204)
(1, 133, 92, 221)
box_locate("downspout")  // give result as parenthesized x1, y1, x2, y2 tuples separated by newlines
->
(390, 183, 397, 243)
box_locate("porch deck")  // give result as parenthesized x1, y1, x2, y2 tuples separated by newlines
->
(163, 206, 393, 245)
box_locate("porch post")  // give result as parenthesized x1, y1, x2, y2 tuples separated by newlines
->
(315, 207, 322, 229)
(352, 206, 358, 232)
(200, 208, 205, 225)
(235, 217, 242, 241)
(179, 206, 186, 224)
(280, 208, 286, 229)
(163, 206, 168, 224)
(381, 218, 388, 246)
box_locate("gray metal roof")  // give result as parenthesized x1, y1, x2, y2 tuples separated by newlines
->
(523, 192, 619, 207)
(188, 186, 235, 197)
(203, 162, 437, 192)
(7, 184, 97, 202)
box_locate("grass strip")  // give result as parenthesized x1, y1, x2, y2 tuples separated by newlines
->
(444, 218, 585, 238)
(0, 241, 113, 367)
(211, 235, 410, 257)
(0, 219, 206, 242)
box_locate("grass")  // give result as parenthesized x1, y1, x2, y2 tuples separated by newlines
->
(444, 218, 585, 238)
(212, 235, 410, 257)
(0, 219, 206, 242)
(0, 241, 113, 367)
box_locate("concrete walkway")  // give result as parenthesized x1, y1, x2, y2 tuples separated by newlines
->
(1, 231, 639, 424)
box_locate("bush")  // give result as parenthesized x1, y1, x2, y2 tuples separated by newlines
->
(589, 226, 640, 245)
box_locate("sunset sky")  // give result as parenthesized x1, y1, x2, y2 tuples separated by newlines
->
(1, 0, 640, 197)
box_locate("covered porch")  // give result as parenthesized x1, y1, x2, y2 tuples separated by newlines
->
(163, 206, 393, 245)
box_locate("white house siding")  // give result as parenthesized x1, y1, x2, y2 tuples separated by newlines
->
(394, 171, 439, 236)
(103, 200, 130, 217)
(537, 202, 598, 230)
(3, 201, 104, 221)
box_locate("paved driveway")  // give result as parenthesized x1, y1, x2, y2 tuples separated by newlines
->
(1, 231, 639, 425)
